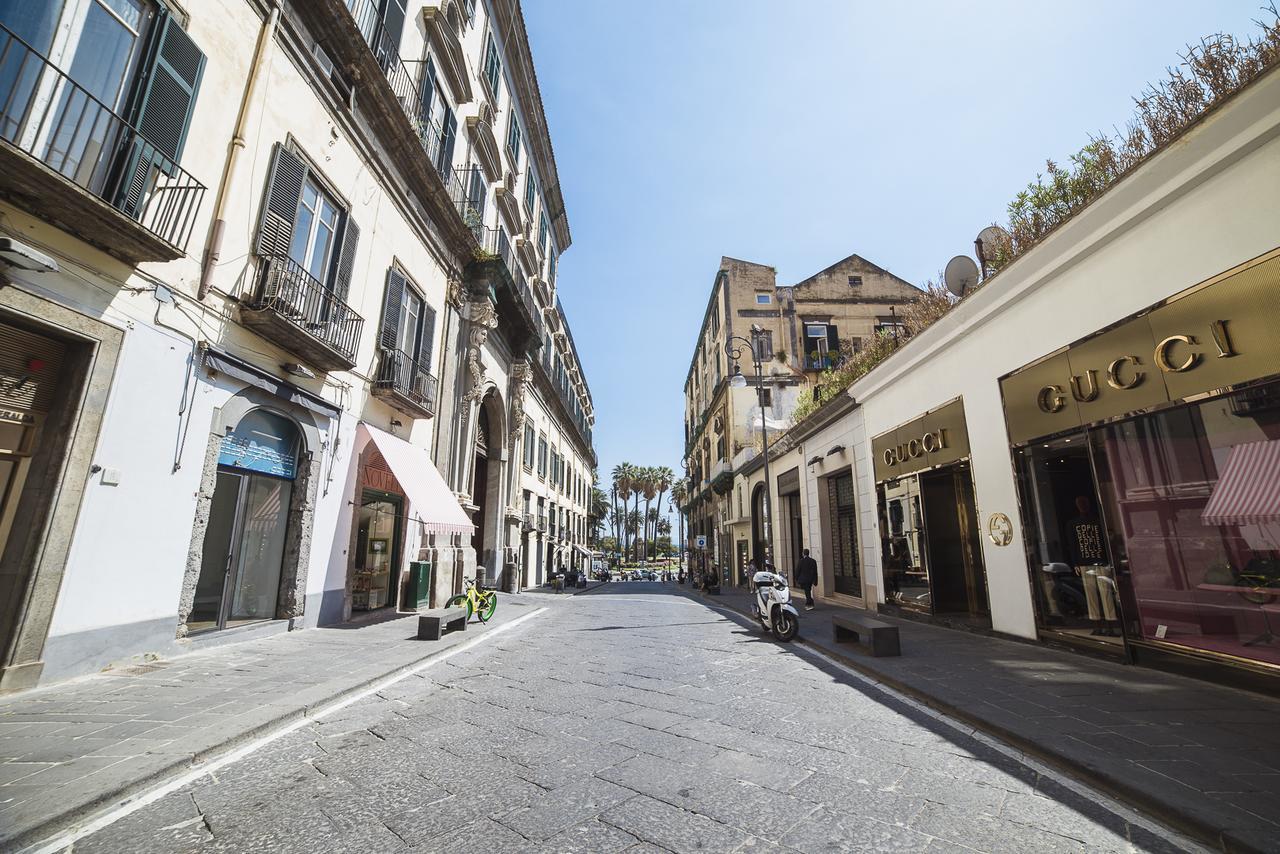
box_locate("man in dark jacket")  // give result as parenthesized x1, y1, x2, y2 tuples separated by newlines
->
(795, 549, 819, 610)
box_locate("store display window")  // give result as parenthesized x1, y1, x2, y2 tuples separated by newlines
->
(1092, 383, 1280, 666)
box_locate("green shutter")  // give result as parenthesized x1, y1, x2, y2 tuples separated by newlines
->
(132, 13, 205, 164)
(332, 215, 360, 301)
(255, 144, 308, 258)
(380, 268, 406, 350)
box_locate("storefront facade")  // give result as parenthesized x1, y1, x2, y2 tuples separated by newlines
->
(1003, 250, 1280, 670)
(871, 399, 989, 622)
(825, 65, 1280, 686)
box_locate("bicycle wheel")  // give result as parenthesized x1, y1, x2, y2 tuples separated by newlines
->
(446, 594, 474, 620)
(476, 592, 497, 623)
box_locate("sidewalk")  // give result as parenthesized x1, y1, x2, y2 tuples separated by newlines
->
(699, 587, 1280, 854)
(0, 595, 543, 852)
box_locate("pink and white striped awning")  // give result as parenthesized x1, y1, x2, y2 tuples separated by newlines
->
(1201, 439, 1280, 527)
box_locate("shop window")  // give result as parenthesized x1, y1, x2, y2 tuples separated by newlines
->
(1092, 384, 1280, 667)
(827, 472, 859, 596)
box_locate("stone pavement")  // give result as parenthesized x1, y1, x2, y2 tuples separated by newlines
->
(62, 583, 1197, 853)
(0, 594, 543, 852)
(701, 585, 1280, 853)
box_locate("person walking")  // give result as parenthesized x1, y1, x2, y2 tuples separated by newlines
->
(796, 549, 819, 611)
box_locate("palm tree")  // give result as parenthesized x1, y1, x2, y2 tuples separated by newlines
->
(629, 465, 644, 562)
(671, 478, 688, 560)
(613, 463, 635, 562)
(589, 487, 610, 545)
(639, 467, 658, 564)
(651, 465, 674, 559)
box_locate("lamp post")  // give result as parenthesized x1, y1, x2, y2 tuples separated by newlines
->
(726, 325, 774, 571)
(678, 458, 689, 574)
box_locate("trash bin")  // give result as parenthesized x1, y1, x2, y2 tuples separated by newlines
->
(405, 561, 433, 610)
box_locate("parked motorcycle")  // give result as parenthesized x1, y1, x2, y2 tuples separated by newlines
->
(750, 569, 799, 641)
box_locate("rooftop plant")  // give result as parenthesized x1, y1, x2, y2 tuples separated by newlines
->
(988, 8, 1280, 269)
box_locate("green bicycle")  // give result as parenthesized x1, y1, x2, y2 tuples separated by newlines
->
(446, 579, 498, 623)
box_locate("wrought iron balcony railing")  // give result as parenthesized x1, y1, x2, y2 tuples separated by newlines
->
(375, 346, 439, 416)
(0, 24, 206, 254)
(250, 254, 364, 366)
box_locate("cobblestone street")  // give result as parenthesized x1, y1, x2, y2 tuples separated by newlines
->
(55, 584, 1200, 853)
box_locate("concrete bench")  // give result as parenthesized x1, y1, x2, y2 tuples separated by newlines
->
(832, 613, 900, 657)
(417, 606, 468, 641)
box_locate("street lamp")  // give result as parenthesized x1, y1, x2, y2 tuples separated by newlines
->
(725, 325, 774, 571)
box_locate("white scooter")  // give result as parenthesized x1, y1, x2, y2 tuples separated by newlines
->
(750, 569, 799, 641)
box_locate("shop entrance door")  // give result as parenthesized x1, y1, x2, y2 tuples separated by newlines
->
(191, 470, 292, 632)
(1016, 434, 1123, 647)
(920, 464, 989, 618)
(353, 490, 402, 611)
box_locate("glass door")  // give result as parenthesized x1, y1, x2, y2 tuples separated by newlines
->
(191, 469, 291, 632)
(880, 476, 928, 610)
(353, 490, 401, 611)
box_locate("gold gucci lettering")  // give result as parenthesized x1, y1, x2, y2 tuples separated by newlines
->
(1106, 355, 1144, 390)
(882, 429, 948, 467)
(1154, 334, 1201, 373)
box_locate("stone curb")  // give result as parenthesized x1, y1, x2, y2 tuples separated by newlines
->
(5, 608, 543, 854)
(695, 590, 1254, 854)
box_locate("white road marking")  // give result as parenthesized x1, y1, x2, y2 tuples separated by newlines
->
(23, 607, 547, 854)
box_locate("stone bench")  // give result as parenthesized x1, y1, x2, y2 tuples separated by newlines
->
(417, 606, 468, 641)
(832, 613, 900, 657)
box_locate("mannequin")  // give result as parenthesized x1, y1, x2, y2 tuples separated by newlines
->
(1067, 495, 1119, 636)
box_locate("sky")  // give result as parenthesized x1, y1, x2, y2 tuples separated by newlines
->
(522, 0, 1268, 528)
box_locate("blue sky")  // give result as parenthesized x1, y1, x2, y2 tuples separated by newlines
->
(523, 0, 1267, 515)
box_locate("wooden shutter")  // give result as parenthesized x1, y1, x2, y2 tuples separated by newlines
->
(420, 303, 437, 365)
(332, 215, 360, 301)
(256, 144, 308, 258)
(826, 325, 840, 355)
(132, 13, 206, 164)
(380, 268, 406, 350)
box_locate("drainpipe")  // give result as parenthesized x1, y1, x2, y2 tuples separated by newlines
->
(198, 0, 281, 300)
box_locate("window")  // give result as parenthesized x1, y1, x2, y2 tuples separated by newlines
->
(803, 323, 838, 370)
(505, 112, 521, 166)
(548, 250, 557, 285)
(752, 330, 773, 362)
(524, 170, 537, 214)
(377, 268, 436, 366)
(523, 423, 535, 469)
(537, 435, 547, 478)
(482, 32, 501, 102)
(257, 144, 361, 299)
(875, 316, 907, 338)
(848, 275, 862, 287)
(755, 293, 771, 305)
(538, 212, 549, 256)
(288, 176, 341, 284)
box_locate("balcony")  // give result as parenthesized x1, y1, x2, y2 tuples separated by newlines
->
(373, 346, 438, 418)
(522, 512, 535, 532)
(240, 255, 364, 371)
(0, 25, 206, 264)
(294, 0, 476, 252)
(467, 226, 542, 354)
(537, 514, 547, 533)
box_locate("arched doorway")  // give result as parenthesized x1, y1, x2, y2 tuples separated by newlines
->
(190, 409, 301, 633)
(470, 391, 505, 587)
(750, 484, 767, 574)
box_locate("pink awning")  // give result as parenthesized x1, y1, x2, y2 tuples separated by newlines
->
(358, 423, 474, 535)
(1201, 439, 1280, 526)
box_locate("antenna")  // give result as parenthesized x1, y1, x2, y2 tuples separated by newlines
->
(975, 225, 1011, 278)
(944, 255, 980, 297)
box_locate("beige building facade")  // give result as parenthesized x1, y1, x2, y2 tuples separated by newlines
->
(682, 253, 919, 583)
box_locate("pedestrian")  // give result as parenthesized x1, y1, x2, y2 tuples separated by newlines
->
(796, 549, 818, 611)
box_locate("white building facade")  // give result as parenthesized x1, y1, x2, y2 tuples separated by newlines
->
(0, 0, 594, 693)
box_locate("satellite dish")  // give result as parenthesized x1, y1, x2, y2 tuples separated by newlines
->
(975, 226, 1011, 273)
(944, 255, 979, 297)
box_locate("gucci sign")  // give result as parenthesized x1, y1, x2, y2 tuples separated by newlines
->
(881, 428, 949, 468)
(1036, 320, 1237, 414)
(988, 512, 1013, 547)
